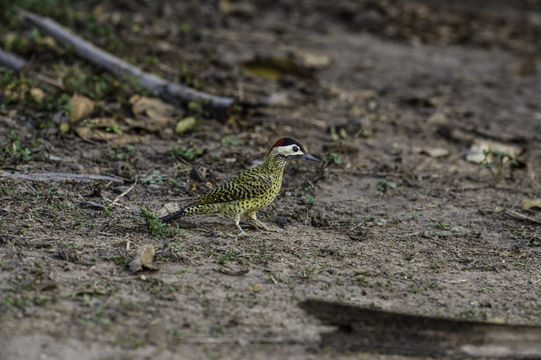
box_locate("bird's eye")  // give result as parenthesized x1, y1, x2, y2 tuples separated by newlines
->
(292, 146, 299, 152)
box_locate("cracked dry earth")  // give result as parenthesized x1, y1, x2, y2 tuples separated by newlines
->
(1, 0, 541, 359)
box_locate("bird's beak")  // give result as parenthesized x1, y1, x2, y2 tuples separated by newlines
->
(302, 153, 321, 161)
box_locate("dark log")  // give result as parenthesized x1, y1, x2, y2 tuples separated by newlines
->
(300, 299, 541, 358)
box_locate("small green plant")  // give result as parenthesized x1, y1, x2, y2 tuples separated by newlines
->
(323, 152, 342, 165)
(0, 131, 31, 164)
(108, 254, 130, 266)
(304, 194, 315, 207)
(216, 249, 241, 265)
(180, 23, 191, 34)
(101, 205, 113, 217)
(300, 268, 314, 280)
(0, 131, 46, 165)
(109, 145, 136, 161)
(187, 100, 204, 117)
(459, 306, 486, 320)
(140, 171, 168, 184)
(62, 65, 133, 101)
(171, 146, 203, 161)
(376, 179, 397, 192)
(481, 148, 518, 182)
(436, 221, 451, 230)
(140, 206, 181, 239)
(528, 238, 540, 247)
(220, 135, 242, 146)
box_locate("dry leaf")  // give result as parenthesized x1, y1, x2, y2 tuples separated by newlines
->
(243, 51, 327, 80)
(466, 140, 521, 164)
(293, 49, 332, 70)
(110, 134, 147, 145)
(74, 127, 116, 141)
(265, 92, 292, 107)
(86, 117, 128, 132)
(158, 202, 181, 219)
(40, 36, 57, 48)
(129, 244, 157, 273)
(128, 96, 178, 132)
(74, 126, 146, 145)
(218, 0, 254, 15)
(175, 116, 197, 134)
(427, 111, 448, 125)
(70, 94, 95, 123)
(130, 95, 174, 116)
(521, 199, 541, 210)
(413, 146, 449, 158)
(30, 87, 45, 101)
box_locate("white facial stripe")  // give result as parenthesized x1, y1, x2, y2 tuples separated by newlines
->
(276, 144, 301, 156)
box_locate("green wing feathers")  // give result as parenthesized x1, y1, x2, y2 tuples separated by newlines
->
(190, 169, 274, 206)
(161, 160, 285, 222)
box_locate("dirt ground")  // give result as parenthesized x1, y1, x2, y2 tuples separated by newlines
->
(1, 0, 541, 359)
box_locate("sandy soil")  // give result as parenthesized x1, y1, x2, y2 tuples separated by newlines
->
(1, 0, 541, 359)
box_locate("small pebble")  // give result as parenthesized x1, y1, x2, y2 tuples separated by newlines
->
(276, 217, 288, 228)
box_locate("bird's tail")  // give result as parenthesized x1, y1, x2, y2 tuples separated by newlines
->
(160, 203, 220, 222)
(160, 208, 187, 222)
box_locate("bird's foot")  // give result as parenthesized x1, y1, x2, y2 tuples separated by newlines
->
(251, 219, 283, 232)
(235, 220, 248, 237)
(237, 230, 248, 237)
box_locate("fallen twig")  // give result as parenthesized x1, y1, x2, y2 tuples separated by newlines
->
(333, 168, 407, 178)
(0, 171, 124, 183)
(214, 266, 249, 276)
(0, 48, 27, 72)
(80, 200, 106, 210)
(505, 209, 541, 225)
(17, 9, 235, 112)
(184, 337, 307, 345)
(111, 180, 137, 206)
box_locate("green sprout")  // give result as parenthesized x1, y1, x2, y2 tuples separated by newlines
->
(481, 148, 518, 182)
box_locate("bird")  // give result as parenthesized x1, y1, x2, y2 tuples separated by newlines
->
(161, 137, 320, 235)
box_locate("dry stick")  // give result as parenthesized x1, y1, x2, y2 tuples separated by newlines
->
(17, 9, 235, 112)
(110, 179, 137, 206)
(505, 209, 541, 225)
(0, 171, 124, 183)
(0, 48, 27, 72)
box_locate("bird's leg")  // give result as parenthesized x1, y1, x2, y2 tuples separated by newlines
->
(246, 211, 282, 232)
(234, 214, 246, 236)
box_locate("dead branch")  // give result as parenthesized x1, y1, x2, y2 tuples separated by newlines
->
(214, 266, 249, 276)
(505, 209, 541, 225)
(111, 180, 137, 206)
(0, 48, 27, 72)
(17, 9, 235, 112)
(0, 171, 125, 183)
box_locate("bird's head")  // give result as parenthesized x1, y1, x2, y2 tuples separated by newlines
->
(266, 138, 320, 161)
